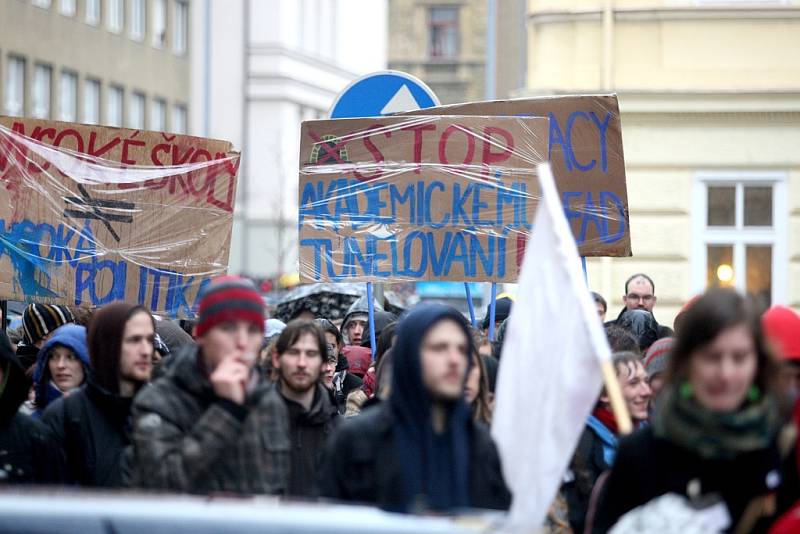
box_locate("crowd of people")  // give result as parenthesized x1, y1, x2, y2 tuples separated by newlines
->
(1, 273, 800, 533)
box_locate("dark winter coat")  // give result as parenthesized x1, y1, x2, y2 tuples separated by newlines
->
(564, 418, 617, 533)
(591, 426, 785, 533)
(129, 346, 290, 495)
(0, 332, 58, 483)
(280, 383, 339, 497)
(318, 402, 511, 512)
(41, 379, 134, 487)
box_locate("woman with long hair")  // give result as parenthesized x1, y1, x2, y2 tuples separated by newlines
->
(591, 289, 791, 533)
(464, 348, 493, 425)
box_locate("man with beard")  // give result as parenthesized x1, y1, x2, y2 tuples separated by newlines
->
(318, 303, 511, 513)
(43, 303, 154, 487)
(272, 320, 339, 497)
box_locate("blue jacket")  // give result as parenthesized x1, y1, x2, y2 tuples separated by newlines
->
(33, 324, 90, 415)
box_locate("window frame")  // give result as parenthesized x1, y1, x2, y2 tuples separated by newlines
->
(171, 103, 187, 134)
(152, 0, 167, 49)
(692, 170, 788, 304)
(58, 0, 76, 16)
(59, 70, 78, 122)
(130, 0, 146, 41)
(106, 0, 124, 33)
(4, 55, 27, 117)
(173, 0, 188, 55)
(32, 63, 53, 119)
(428, 5, 460, 59)
(151, 97, 167, 131)
(82, 78, 101, 125)
(85, 0, 101, 25)
(127, 91, 146, 129)
(107, 85, 124, 127)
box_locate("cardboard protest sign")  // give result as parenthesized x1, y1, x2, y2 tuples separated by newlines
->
(299, 115, 548, 283)
(402, 94, 631, 257)
(0, 116, 240, 317)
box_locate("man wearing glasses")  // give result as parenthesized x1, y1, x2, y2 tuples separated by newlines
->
(607, 273, 674, 339)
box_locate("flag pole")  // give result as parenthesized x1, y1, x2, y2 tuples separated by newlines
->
(366, 282, 377, 361)
(600, 360, 633, 435)
(464, 282, 477, 328)
(488, 282, 498, 341)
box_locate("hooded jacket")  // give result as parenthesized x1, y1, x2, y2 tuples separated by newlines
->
(41, 303, 151, 487)
(318, 303, 511, 513)
(341, 296, 382, 344)
(608, 307, 674, 342)
(32, 324, 90, 416)
(130, 344, 291, 495)
(0, 331, 58, 483)
(280, 382, 339, 497)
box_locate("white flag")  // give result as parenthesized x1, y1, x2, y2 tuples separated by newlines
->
(491, 162, 612, 531)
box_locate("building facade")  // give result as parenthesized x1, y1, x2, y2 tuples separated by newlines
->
(1, 0, 190, 133)
(388, 0, 489, 104)
(524, 0, 800, 323)
(191, 0, 387, 279)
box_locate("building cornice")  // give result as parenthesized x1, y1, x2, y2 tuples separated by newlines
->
(248, 43, 359, 80)
(512, 89, 800, 113)
(527, 6, 800, 25)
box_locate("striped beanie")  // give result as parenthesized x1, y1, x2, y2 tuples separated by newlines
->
(643, 336, 674, 378)
(22, 304, 75, 345)
(195, 276, 265, 338)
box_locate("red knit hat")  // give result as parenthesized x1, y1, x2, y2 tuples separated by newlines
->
(643, 337, 675, 378)
(195, 276, 265, 338)
(762, 306, 800, 361)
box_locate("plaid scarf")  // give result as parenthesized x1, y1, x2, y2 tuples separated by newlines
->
(653, 384, 781, 461)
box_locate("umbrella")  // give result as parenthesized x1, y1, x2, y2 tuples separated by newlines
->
(273, 283, 408, 323)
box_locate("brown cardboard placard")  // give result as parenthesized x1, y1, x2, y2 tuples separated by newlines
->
(402, 94, 631, 258)
(299, 115, 548, 283)
(0, 116, 240, 317)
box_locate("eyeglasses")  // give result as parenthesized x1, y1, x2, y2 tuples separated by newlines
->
(625, 293, 654, 303)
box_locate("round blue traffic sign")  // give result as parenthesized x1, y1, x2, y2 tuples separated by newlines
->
(329, 70, 440, 119)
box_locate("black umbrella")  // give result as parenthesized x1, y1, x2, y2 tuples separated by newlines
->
(274, 283, 408, 323)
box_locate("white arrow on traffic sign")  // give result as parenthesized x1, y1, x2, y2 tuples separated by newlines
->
(380, 84, 422, 115)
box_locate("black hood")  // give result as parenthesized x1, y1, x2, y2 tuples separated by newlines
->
(0, 331, 31, 423)
(389, 303, 473, 512)
(616, 308, 660, 352)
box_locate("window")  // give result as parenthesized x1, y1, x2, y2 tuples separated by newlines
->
(429, 6, 459, 58)
(152, 0, 167, 48)
(107, 85, 123, 127)
(128, 92, 145, 129)
(151, 98, 166, 130)
(693, 172, 788, 309)
(130, 0, 145, 41)
(172, 104, 187, 133)
(31, 0, 52, 8)
(86, 0, 100, 25)
(33, 64, 52, 119)
(173, 0, 188, 55)
(83, 78, 100, 124)
(59, 0, 76, 16)
(107, 0, 123, 33)
(59, 71, 78, 121)
(4, 56, 26, 117)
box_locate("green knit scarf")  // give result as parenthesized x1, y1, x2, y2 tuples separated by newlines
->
(653, 385, 782, 461)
